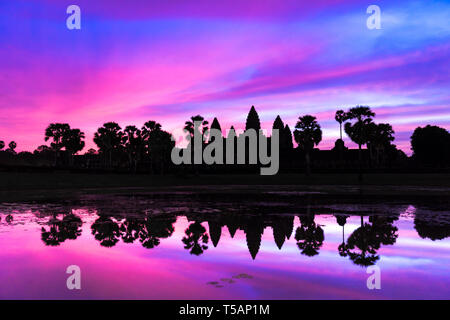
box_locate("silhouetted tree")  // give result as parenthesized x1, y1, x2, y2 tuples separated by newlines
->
(335, 110, 347, 140)
(0, 140, 4, 151)
(367, 123, 395, 167)
(123, 125, 144, 172)
(94, 122, 124, 168)
(344, 106, 375, 181)
(6, 141, 17, 154)
(184, 115, 209, 168)
(184, 115, 209, 139)
(45, 123, 71, 165)
(294, 115, 322, 175)
(34, 145, 53, 154)
(336, 215, 349, 257)
(411, 125, 450, 166)
(63, 128, 85, 165)
(142, 121, 174, 174)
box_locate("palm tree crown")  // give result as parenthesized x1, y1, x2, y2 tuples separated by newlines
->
(294, 115, 322, 151)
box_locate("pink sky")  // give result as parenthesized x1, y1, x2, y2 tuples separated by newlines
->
(0, 0, 449, 154)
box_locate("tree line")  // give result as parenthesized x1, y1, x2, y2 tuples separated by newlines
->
(1, 105, 449, 173)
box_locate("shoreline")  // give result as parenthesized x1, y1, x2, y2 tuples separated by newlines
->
(1, 172, 450, 202)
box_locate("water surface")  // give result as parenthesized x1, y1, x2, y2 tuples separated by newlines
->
(0, 190, 449, 299)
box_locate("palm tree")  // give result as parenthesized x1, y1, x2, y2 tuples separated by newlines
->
(138, 215, 176, 249)
(294, 115, 322, 175)
(142, 120, 161, 135)
(63, 128, 85, 165)
(367, 123, 395, 167)
(93, 122, 124, 168)
(0, 140, 5, 151)
(7, 141, 17, 154)
(184, 115, 209, 140)
(45, 123, 71, 165)
(123, 125, 144, 172)
(344, 106, 375, 181)
(335, 110, 347, 140)
(184, 115, 208, 167)
(345, 223, 380, 267)
(141, 121, 173, 174)
(149, 130, 174, 174)
(410, 125, 450, 166)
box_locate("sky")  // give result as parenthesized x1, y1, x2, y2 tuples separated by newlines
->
(0, 0, 449, 154)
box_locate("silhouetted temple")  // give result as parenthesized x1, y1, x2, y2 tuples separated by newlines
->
(1, 105, 448, 173)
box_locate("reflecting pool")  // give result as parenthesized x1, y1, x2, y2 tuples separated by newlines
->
(0, 189, 449, 299)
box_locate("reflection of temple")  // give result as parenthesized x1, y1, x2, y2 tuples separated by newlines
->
(34, 201, 450, 266)
(202, 214, 294, 260)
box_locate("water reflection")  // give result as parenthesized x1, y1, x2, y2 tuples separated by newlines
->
(0, 194, 448, 268)
(0, 193, 449, 299)
(41, 213, 83, 246)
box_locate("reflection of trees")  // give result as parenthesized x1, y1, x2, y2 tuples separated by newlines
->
(370, 216, 398, 246)
(90, 214, 176, 249)
(41, 213, 82, 246)
(295, 215, 324, 257)
(91, 216, 121, 247)
(5, 214, 13, 224)
(345, 223, 380, 266)
(335, 215, 349, 257)
(182, 221, 209, 255)
(119, 218, 143, 243)
(139, 215, 176, 249)
(414, 214, 450, 241)
(341, 215, 398, 267)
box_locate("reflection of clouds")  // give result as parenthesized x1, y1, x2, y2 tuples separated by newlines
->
(400, 205, 416, 219)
